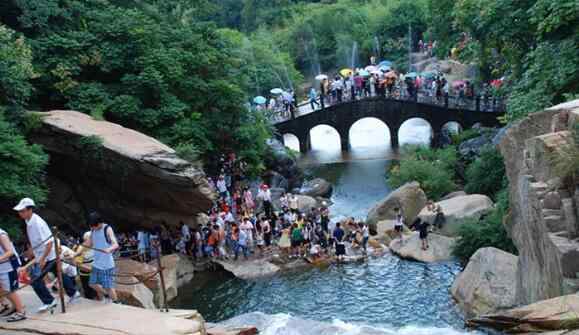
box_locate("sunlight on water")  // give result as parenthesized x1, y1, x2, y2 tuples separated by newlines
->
(399, 118, 432, 147)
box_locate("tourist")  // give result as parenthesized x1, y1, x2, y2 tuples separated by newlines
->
(261, 217, 272, 249)
(288, 193, 299, 213)
(233, 224, 249, 260)
(205, 225, 218, 258)
(333, 222, 346, 261)
(240, 217, 254, 252)
(74, 232, 97, 300)
(290, 223, 303, 258)
(257, 184, 273, 218)
(309, 87, 319, 111)
(278, 225, 291, 256)
(412, 218, 430, 250)
(137, 229, 149, 262)
(217, 224, 228, 259)
(216, 175, 228, 200)
(394, 212, 405, 243)
(255, 223, 265, 255)
(160, 222, 173, 255)
(361, 222, 369, 254)
(85, 211, 119, 304)
(427, 200, 446, 229)
(0, 227, 26, 322)
(14, 198, 79, 312)
(243, 187, 255, 214)
(279, 192, 289, 209)
(180, 222, 191, 256)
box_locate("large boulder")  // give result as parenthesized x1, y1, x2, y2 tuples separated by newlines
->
(263, 139, 303, 190)
(216, 260, 280, 280)
(499, 100, 579, 305)
(299, 178, 333, 198)
(389, 232, 455, 263)
(451, 247, 518, 317)
(366, 182, 427, 229)
(150, 254, 196, 306)
(418, 194, 493, 237)
(467, 294, 579, 333)
(440, 191, 467, 201)
(458, 129, 499, 160)
(116, 276, 156, 309)
(31, 110, 214, 231)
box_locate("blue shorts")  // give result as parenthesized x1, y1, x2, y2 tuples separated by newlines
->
(90, 267, 115, 289)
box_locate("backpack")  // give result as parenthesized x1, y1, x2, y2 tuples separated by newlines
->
(102, 224, 114, 245)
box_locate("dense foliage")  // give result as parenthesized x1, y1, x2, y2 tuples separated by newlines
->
(387, 145, 457, 200)
(464, 147, 506, 200)
(452, 189, 518, 264)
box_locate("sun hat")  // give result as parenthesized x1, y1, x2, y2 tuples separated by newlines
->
(13, 198, 35, 211)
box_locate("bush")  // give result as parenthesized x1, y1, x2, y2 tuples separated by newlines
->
(452, 189, 517, 264)
(464, 147, 506, 199)
(387, 145, 457, 200)
(176, 142, 200, 163)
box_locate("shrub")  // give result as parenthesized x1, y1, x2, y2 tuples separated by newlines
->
(464, 147, 506, 199)
(387, 145, 457, 200)
(451, 128, 480, 145)
(76, 135, 104, 161)
(176, 142, 200, 163)
(452, 189, 517, 264)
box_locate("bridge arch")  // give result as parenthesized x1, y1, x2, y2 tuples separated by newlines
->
(348, 117, 391, 148)
(282, 133, 300, 152)
(309, 124, 343, 152)
(398, 117, 434, 147)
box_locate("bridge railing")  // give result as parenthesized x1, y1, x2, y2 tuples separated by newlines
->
(270, 90, 505, 124)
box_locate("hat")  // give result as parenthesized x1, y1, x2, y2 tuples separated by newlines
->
(13, 198, 35, 211)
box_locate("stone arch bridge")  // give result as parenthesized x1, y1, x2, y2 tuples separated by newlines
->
(274, 97, 504, 152)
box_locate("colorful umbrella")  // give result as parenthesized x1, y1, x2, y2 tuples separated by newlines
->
(270, 88, 284, 94)
(253, 96, 267, 105)
(452, 80, 466, 88)
(339, 68, 353, 77)
(379, 65, 391, 72)
(405, 72, 418, 78)
(315, 74, 328, 81)
(365, 65, 378, 72)
(359, 70, 370, 77)
(378, 60, 393, 68)
(421, 71, 436, 79)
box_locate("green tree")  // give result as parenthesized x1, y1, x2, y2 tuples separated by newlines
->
(464, 147, 506, 200)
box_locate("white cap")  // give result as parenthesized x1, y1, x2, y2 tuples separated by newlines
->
(13, 198, 35, 211)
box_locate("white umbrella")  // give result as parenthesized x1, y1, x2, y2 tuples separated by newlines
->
(315, 74, 328, 81)
(270, 88, 284, 95)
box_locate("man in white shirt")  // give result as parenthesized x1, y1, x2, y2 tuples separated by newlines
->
(14, 198, 78, 312)
(257, 184, 273, 217)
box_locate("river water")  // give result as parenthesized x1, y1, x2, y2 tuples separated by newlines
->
(173, 119, 478, 335)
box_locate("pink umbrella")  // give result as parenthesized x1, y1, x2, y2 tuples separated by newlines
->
(452, 80, 466, 88)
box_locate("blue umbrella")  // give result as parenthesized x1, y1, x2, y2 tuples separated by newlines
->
(359, 70, 370, 77)
(253, 96, 267, 105)
(405, 72, 418, 78)
(379, 65, 391, 72)
(378, 60, 393, 67)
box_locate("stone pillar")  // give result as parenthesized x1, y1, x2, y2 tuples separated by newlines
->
(391, 132, 399, 149)
(340, 136, 350, 152)
(299, 133, 310, 153)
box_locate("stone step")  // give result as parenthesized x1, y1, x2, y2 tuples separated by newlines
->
(544, 216, 566, 232)
(542, 209, 563, 217)
(531, 181, 548, 191)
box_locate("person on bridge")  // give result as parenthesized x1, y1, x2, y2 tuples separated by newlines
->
(309, 87, 319, 111)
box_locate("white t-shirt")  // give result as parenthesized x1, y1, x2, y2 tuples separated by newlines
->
(181, 225, 191, 241)
(0, 229, 19, 274)
(60, 245, 77, 277)
(216, 179, 228, 193)
(26, 213, 56, 263)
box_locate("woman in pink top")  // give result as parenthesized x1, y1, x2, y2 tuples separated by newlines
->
(243, 187, 255, 214)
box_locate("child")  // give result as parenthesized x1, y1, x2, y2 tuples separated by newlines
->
(0, 228, 25, 322)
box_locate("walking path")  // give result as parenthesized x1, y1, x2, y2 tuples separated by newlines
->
(0, 287, 205, 335)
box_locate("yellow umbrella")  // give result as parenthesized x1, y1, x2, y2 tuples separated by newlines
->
(340, 68, 353, 77)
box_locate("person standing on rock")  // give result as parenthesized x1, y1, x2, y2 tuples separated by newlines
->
(14, 198, 79, 312)
(412, 218, 430, 250)
(85, 211, 119, 304)
(0, 227, 26, 322)
(243, 187, 255, 215)
(216, 175, 228, 201)
(333, 222, 346, 262)
(361, 222, 369, 254)
(257, 184, 273, 218)
(394, 211, 405, 244)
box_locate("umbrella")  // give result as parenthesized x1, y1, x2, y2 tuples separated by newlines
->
(452, 80, 466, 88)
(379, 65, 391, 72)
(315, 74, 328, 81)
(270, 88, 284, 94)
(365, 65, 378, 72)
(490, 79, 503, 88)
(378, 60, 393, 67)
(339, 68, 353, 77)
(421, 71, 436, 79)
(253, 96, 267, 105)
(385, 71, 398, 79)
(359, 70, 370, 77)
(371, 70, 382, 75)
(405, 72, 418, 78)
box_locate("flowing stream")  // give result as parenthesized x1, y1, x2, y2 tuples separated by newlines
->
(173, 119, 481, 334)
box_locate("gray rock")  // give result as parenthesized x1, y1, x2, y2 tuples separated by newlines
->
(264, 139, 303, 190)
(451, 247, 518, 317)
(543, 191, 562, 209)
(366, 182, 427, 229)
(30, 110, 214, 232)
(440, 191, 467, 201)
(215, 260, 280, 280)
(299, 178, 333, 198)
(389, 232, 455, 263)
